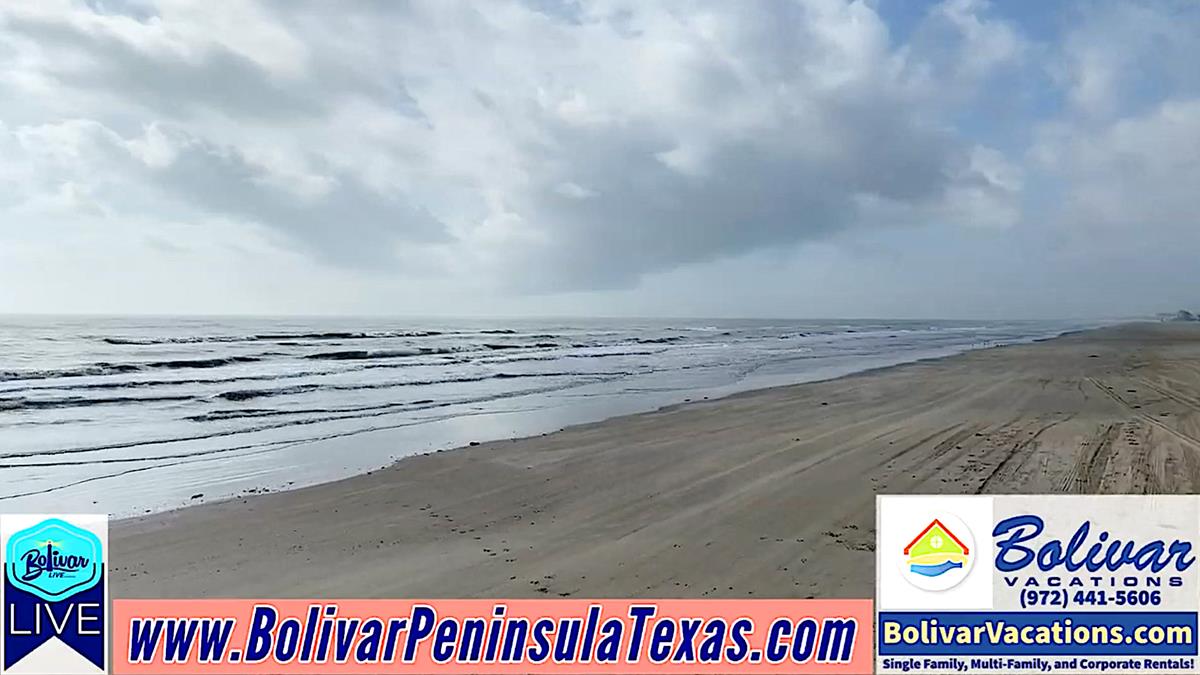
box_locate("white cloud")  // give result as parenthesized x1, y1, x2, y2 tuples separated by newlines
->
(933, 0, 1025, 79)
(1055, 2, 1200, 118)
(554, 181, 598, 199)
(1033, 98, 1200, 251)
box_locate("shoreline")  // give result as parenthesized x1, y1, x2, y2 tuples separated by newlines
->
(106, 323, 1100, 521)
(112, 322, 1200, 598)
(3, 318, 1096, 519)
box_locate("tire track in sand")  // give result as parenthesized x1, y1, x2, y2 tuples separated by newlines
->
(1087, 377, 1200, 450)
(975, 416, 1070, 494)
(1060, 422, 1121, 493)
(1087, 377, 1200, 493)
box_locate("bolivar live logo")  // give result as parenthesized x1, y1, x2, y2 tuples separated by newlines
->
(2, 514, 108, 675)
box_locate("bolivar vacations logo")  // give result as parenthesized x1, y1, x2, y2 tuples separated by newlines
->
(2, 514, 108, 675)
(878, 496, 1200, 675)
(901, 515, 975, 592)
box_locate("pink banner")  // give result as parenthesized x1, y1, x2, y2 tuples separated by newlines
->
(113, 598, 872, 674)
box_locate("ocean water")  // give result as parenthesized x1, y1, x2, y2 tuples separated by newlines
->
(0, 316, 1102, 517)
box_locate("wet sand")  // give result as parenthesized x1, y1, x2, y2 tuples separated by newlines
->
(112, 322, 1200, 598)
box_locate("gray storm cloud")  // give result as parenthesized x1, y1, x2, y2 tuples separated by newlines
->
(0, 0, 1024, 288)
(0, 0, 1197, 312)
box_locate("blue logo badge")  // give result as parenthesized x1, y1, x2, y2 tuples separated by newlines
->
(5, 518, 102, 603)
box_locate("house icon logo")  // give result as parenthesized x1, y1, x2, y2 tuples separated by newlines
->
(901, 515, 975, 591)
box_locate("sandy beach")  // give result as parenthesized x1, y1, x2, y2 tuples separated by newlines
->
(111, 322, 1200, 599)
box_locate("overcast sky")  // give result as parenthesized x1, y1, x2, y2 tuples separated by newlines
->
(1, 0, 1196, 318)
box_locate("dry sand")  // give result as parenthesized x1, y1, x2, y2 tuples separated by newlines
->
(112, 322, 1200, 599)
